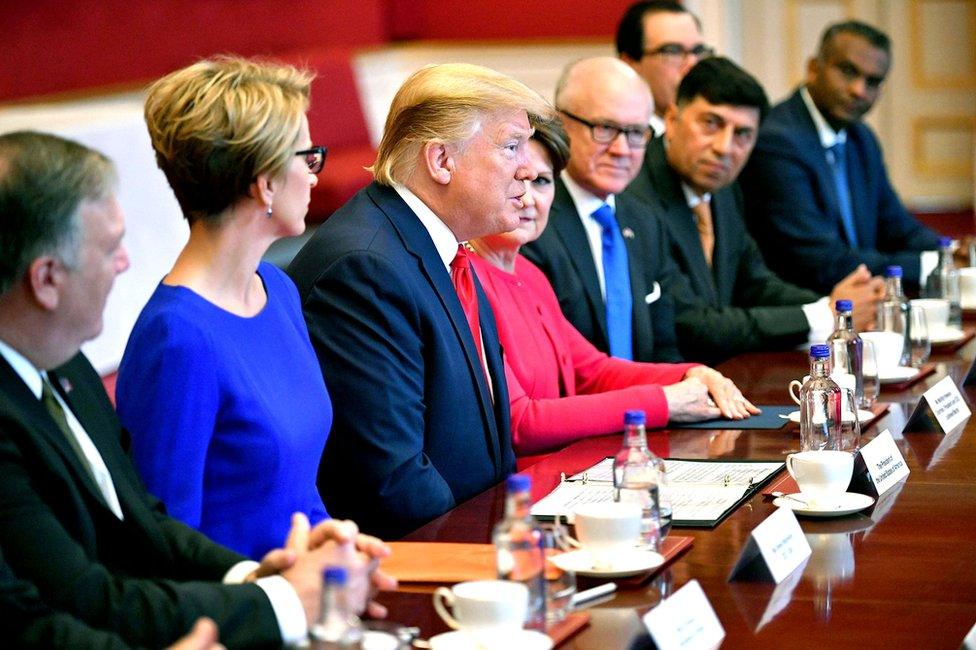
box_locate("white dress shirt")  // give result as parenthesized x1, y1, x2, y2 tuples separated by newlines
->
(561, 171, 619, 301)
(0, 339, 307, 646)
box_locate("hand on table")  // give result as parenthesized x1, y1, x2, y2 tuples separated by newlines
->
(680, 366, 760, 420)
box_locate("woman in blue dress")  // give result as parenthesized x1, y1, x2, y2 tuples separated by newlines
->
(117, 57, 333, 559)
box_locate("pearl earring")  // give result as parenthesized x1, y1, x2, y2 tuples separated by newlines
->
(266, 206, 273, 218)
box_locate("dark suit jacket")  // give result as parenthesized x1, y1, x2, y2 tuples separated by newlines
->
(0, 352, 280, 649)
(287, 182, 515, 540)
(521, 177, 684, 364)
(625, 136, 820, 365)
(740, 88, 940, 292)
(1, 546, 131, 649)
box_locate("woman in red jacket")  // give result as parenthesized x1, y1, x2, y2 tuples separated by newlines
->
(468, 116, 758, 456)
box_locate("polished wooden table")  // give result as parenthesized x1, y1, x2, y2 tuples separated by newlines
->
(377, 342, 976, 648)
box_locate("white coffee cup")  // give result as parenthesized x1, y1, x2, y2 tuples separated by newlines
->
(860, 331, 904, 373)
(433, 580, 528, 636)
(911, 299, 949, 334)
(789, 375, 812, 405)
(786, 450, 853, 496)
(959, 267, 976, 309)
(566, 502, 641, 569)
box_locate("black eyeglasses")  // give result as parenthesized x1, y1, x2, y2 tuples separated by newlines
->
(559, 110, 652, 148)
(644, 43, 715, 64)
(295, 146, 328, 174)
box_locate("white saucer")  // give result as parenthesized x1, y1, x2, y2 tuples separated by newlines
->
(878, 366, 919, 384)
(428, 629, 553, 650)
(786, 408, 874, 424)
(549, 548, 664, 578)
(773, 492, 875, 518)
(363, 630, 401, 650)
(930, 327, 967, 345)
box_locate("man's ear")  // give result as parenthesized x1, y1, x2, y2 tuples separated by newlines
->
(421, 141, 454, 186)
(664, 103, 679, 135)
(26, 256, 64, 311)
(806, 56, 820, 85)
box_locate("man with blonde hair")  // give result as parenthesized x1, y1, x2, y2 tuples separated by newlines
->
(288, 63, 553, 538)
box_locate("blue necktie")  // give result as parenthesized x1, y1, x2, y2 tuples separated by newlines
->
(827, 142, 858, 247)
(590, 203, 633, 360)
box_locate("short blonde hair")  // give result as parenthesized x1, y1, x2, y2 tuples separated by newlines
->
(144, 56, 313, 224)
(371, 63, 554, 186)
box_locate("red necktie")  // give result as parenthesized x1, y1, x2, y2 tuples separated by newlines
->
(451, 245, 484, 364)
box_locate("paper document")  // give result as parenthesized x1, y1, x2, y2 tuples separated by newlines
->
(531, 458, 783, 527)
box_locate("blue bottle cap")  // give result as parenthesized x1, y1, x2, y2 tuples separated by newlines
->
(506, 473, 531, 493)
(938, 236, 953, 247)
(624, 409, 646, 425)
(835, 299, 852, 312)
(885, 265, 903, 278)
(810, 344, 831, 359)
(324, 566, 347, 585)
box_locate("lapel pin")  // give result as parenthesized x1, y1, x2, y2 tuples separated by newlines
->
(621, 227, 635, 240)
(58, 376, 73, 394)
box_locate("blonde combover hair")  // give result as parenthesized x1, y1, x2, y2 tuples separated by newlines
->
(144, 56, 313, 224)
(371, 63, 554, 186)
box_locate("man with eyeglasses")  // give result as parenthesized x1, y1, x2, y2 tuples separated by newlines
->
(624, 57, 883, 365)
(740, 20, 940, 294)
(524, 57, 749, 418)
(616, 1, 714, 136)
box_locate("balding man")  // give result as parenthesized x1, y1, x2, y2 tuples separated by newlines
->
(740, 21, 940, 293)
(616, 1, 714, 135)
(288, 64, 552, 538)
(522, 57, 755, 422)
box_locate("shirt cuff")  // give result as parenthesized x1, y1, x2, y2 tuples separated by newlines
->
(802, 296, 834, 345)
(255, 575, 309, 646)
(222, 561, 260, 584)
(920, 250, 939, 286)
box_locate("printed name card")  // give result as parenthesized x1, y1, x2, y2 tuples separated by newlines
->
(851, 429, 910, 497)
(728, 506, 811, 583)
(643, 580, 725, 650)
(903, 375, 971, 434)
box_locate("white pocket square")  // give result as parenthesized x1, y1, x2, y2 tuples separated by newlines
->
(644, 282, 662, 305)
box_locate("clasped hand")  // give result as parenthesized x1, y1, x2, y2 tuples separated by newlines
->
(246, 513, 397, 624)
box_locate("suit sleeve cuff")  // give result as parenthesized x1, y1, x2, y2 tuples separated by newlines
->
(222, 560, 260, 584)
(255, 575, 309, 646)
(802, 296, 834, 345)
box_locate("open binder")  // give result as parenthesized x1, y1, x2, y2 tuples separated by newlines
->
(530, 457, 784, 528)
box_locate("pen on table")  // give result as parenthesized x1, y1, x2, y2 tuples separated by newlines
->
(571, 582, 617, 608)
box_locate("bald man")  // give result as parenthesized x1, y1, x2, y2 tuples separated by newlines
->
(522, 57, 754, 421)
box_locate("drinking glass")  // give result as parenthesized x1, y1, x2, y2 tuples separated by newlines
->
(909, 306, 930, 368)
(859, 340, 879, 409)
(540, 525, 576, 626)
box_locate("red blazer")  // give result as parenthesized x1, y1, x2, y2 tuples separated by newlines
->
(472, 254, 698, 455)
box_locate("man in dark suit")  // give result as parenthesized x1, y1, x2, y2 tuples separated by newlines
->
(624, 58, 882, 365)
(0, 131, 392, 648)
(288, 64, 551, 538)
(522, 56, 756, 421)
(739, 21, 940, 293)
